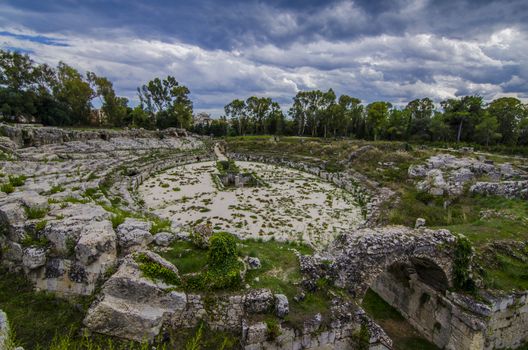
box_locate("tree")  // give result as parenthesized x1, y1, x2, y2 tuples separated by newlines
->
(224, 99, 247, 135)
(53, 62, 94, 125)
(405, 98, 434, 140)
(441, 96, 483, 143)
(87, 72, 128, 126)
(366, 101, 391, 140)
(385, 109, 408, 140)
(475, 112, 501, 146)
(487, 97, 525, 145)
(137, 76, 193, 129)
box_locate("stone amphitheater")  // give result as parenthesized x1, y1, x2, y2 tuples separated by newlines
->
(0, 123, 526, 350)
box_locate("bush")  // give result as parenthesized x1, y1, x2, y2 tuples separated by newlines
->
(208, 232, 238, 266)
(453, 235, 476, 292)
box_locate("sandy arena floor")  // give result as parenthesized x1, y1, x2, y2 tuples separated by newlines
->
(139, 161, 363, 247)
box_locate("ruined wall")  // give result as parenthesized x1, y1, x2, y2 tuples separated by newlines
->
(371, 269, 528, 350)
(485, 292, 528, 350)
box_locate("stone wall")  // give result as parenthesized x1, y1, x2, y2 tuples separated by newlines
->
(0, 123, 190, 149)
(371, 267, 528, 350)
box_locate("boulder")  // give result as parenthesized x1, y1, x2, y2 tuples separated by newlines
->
(116, 219, 154, 250)
(408, 164, 427, 178)
(244, 322, 268, 344)
(84, 252, 184, 342)
(22, 247, 46, 270)
(244, 289, 274, 314)
(75, 220, 116, 265)
(415, 218, 426, 229)
(190, 223, 212, 248)
(275, 294, 289, 318)
(117, 218, 152, 234)
(117, 228, 153, 250)
(153, 232, 174, 247)
(246, 256, 261, 270)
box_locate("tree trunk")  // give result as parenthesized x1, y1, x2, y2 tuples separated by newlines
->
(457, 119, 463, 143)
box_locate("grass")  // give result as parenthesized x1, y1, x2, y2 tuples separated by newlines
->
(24, 206, 49, 220)
(238, 239, 313, 300)
(159, 240, 209, 274)
(362, 289, 439, 350)
(1, 182, 14, 193)
(150, 217, 171, 234)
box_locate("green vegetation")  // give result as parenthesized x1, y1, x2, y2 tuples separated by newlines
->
(265, 318, 281, 340)
(0, 182, 14, 193)
(135, 253, 181, 286)
(452, 235, 476, 292)
(24, 206, 49, 220)
(150, 217, 172, 234)
(216, 160, 239, 174)
(8, 175, 27, 187)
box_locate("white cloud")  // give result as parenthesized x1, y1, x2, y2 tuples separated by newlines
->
(1, 21, 527, 116)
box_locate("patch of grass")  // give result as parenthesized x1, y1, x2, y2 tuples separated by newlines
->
(21, 233, 50, 248)
(1, 182, 14, 193)
(24, 206, 48, 220)
(482, 253, 528, 291)
(362, 288, 404, 321)
(8, 175, 27, 187)
(0, 268, 85, 349)
(238, 239, 313, 300)
(160, 240, 209, 274)
(49, 185, 65, 194)
(150, 217, 171, 234)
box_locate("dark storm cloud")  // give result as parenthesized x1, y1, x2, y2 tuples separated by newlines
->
(0, 0, 527, 115)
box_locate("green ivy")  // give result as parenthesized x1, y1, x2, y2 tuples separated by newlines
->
(135, 253, 181, 286)
(453, 235, 476, 292)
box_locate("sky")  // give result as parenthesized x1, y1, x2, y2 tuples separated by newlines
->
(0, 0, 527, 116)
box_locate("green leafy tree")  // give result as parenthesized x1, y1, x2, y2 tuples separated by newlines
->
(87, 72, 128, 126)
(53, 62, 94, 125)
(366, 101, 391, 140)
(224, 99, 247, 135)
(475, 112, 501, 146)
(137, 76, 193, 129)
(487, 97, 525, 145)
(441, 96, 483, 142)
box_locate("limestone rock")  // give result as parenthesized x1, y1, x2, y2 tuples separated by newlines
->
(84, 252, 184, 342)
(75, 220, 116, 265)
(245, 289, 274, 314)
(275, 294, 289, 318)
(190, 223, 212, 248)
(153, 232, 174, 247)
(245, 322, 268, 344)
(246, 256, 261, 270)
(415, 218, 426, 229)
(22, 247, 47, 270)
(116, 219, 154, 250)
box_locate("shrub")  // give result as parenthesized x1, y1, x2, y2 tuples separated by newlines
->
(453, 235, 476, 292)
(21, 234, 50, 248)
(208, 232, 238, 266)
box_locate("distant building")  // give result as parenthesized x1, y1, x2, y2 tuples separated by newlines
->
(194, 112, 212, 127)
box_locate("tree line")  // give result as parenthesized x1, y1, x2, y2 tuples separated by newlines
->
(0, 50, 192, 129)
(196, 91, 528, 147)
(2, 49, 528, 147)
